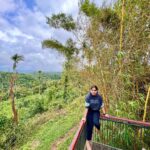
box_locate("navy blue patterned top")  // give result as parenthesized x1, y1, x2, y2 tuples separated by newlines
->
(85, 92, 104, 111)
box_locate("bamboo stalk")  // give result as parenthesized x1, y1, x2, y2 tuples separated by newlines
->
(118, 0, 125, 74)
(138, 86, 150, 138)
(119, 0, 125, 51)
(143, 86, 150, 122)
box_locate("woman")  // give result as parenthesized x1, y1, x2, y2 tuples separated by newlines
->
(82, 85, 109, 150)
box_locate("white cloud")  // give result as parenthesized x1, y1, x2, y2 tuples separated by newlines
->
(0, 0, 16, 13)
(35, 0, 79, 17)
(0, 27, 34, 43)
(0, 30, 17, 43)
(16, 50, 65, 72)
(8, 27, 34, 39)
(0, 0, 79, 72)
(61, 0, 79, 17)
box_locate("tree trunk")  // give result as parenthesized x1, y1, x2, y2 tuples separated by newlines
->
(119, 0, 125, 73)
(119, 0, 125, 51)
(143, 87, 150, 122)
(9, 75, 18, 124)
(63, 74, 68, 102)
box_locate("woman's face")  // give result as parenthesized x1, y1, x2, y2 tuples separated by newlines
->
(90, 87, 98, 96)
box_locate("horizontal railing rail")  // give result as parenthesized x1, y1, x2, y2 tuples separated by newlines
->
(93, 115, 150, 150)
(101, 115, 150, 127)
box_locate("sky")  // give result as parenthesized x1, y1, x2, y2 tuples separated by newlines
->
(0, 0, 115, 73)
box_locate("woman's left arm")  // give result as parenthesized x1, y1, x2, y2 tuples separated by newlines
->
(102, 106, 109, 117)
(102, 107, 106, 114)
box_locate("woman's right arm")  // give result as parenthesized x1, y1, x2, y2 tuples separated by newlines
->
(82, 108, 88, 122)
(82, 94, 90, 122)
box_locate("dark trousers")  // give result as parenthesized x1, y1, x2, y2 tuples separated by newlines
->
(86, 110, 100, 140)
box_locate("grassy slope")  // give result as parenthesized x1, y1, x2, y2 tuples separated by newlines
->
(0, 81, 84, 150)
(57, 129, 76, 150)
(17, 96, 84, 150)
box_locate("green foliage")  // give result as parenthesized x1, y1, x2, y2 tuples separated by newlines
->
(47, 13, 76, 31)
(81, 0, 99, 17)
(43, 9, 79, 104)
(42, 38, 77, 59)
(0, 77, 79, 149)
(19, 97, 84, 150)
(0, 71, 61, 101)
(42, 39, 66, 53)
(29, 100, 47, 117)
(0, 116, 26, 150)
(32, 72, 61, 80)
(81, 0, 120, 30)
(78, 0, 150, 122)
(97, 8, 120, 30)
(58, 130, 76, 150)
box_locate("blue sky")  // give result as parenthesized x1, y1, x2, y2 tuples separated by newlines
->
(0, 0, 115, 73)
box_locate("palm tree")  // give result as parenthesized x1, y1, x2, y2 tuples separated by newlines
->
(9, 54, 24, 124)
(11, 54, 24, 73)
(38, 70, 42, 95)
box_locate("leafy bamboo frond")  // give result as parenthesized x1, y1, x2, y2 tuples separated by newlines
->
(46, 13, 76, 31)
(42, 39, 66, 55)
(42, 38, 78, 59)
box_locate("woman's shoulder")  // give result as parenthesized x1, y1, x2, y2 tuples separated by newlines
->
(85, 92, 91, 99)
(97, 93, 103, 99)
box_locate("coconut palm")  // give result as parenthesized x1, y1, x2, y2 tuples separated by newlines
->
(9, 54, 24, 124)
(11, 54, 24, 73)
(38, 70, 42, 95)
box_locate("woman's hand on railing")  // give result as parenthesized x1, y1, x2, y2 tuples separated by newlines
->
(103, 113, 109, 117)
(82, 117, 86, 122)
(105, 114, 109, 117)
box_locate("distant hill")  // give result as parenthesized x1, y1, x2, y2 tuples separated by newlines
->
(0, 71, 61, 89)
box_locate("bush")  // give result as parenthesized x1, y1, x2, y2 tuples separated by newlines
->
(0, 116, 26, 150)
(29, 101, 46, 117)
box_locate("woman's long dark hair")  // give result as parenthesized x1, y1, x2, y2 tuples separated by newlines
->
(90, 85, 98, 91)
